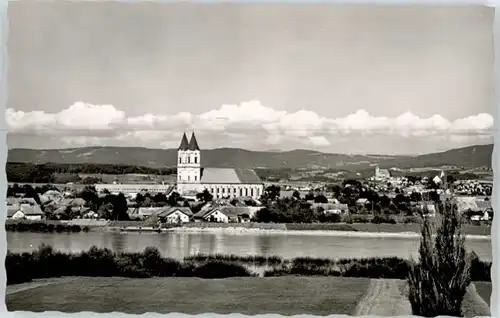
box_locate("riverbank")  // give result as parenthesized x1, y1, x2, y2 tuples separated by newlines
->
(5, 276, 491, 316)
(165, 226, 491, 240)
(180, 222, 491, 237)
(5, 220, 492, 237)
(5, 221, 91, 233)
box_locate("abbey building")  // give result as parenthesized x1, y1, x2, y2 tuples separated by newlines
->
(176, 132, 264, 200)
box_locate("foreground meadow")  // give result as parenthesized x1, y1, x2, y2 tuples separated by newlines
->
(6, 276, 491, 316)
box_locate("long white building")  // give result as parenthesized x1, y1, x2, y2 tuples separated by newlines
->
(94, 183, 173, 196)
(176, 132, 264, 199)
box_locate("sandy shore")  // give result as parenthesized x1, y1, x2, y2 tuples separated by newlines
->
(163, 226, 491, 240)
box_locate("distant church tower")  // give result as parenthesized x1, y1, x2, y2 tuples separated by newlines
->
(177, 132, 201, 194)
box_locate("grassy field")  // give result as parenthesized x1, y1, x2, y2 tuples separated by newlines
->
(473, 281, 492, 305)
(6, 276, 491, 316)
(6, 276, 371, 314)
(461, 283, 491, 317)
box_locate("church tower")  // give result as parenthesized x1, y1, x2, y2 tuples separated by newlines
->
(375, 165, 380, 178)
(177, 132, 202, 194)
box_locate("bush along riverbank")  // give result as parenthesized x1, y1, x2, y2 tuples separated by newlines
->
(5, 221, 89, 233)
(6, 245, 491, 286)
(6, 244, 256, 285)
(188, 253, 490, 282)
(262, 253, 490, 282)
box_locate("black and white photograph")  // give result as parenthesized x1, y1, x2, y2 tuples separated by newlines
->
(4, 2, 494, 316)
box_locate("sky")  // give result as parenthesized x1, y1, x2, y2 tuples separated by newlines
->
(6, 3, 495, 155)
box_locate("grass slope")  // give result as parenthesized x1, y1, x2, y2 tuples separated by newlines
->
(462, 283, 491, 317)
(6, 276, 491, 316)
(472, 281, 492, 305)
(6, 276, 371, 315)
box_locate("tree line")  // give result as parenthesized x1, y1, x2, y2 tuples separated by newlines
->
(253, 183, 443, 224)
(6, 162, 176, 183)
(6, 162, 292, 184)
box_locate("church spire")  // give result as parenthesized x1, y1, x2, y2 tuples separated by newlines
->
(188, 132, 200, 151)
(178, 132, 190, 150)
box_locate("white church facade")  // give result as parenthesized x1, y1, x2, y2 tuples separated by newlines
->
(176, 132, 264, 200)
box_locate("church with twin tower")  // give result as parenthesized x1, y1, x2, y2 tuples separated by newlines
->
(176, 132, 264, 200)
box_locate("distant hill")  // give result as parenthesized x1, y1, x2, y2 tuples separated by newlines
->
(7, 144, 493, 170)
(378, 144, 493, 170)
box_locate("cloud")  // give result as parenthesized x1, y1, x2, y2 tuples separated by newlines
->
(5, 100, 494, 153)
(308, 136, 331, 147)
(6, 102, 126, 134)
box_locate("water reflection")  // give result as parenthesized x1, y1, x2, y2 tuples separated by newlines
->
(62, 234, 72, 251)
(206, 233, 217, 255)
(6, 231, 492, 262)
(258, 234, 280, 256)
(111, 232, 126, 253)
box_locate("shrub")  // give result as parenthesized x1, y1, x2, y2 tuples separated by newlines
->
(262, 256, 414, 279)
(32, 244, 58, 278)
(342, 257, 410, 279)
(371, 215, 397, 224)
(318, 213, 342, 223)
(470, 251, 491, 282)
(5, 221, 84, 233)
(348, 215, 371, 223)
(141, 247, 164, 276)
(407, 203, 471, 317)
(78, 246, 117, 276)
(403, 216, 422, 224)
(115, 253, 150, 277)
(191, 261, 254, 278)
(183, 254, 284, 266)
(289, 264, 331, 276)
(140, 247, 183, 277)
(285, 223, 356, 231)
(121, 265, 150, 278)
(6, 245, 258, 284)
(160, 258, 184, 276)
(293, 257, 333, 267)
(5, 251, 33, 285)
(263, 266, 290, 277)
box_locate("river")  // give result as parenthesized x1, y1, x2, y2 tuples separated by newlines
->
(6, 231, 493, 262)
